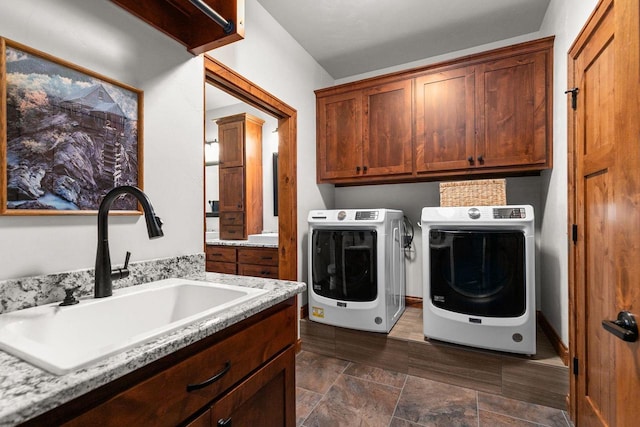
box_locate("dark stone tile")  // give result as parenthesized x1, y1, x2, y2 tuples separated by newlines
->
(478, 392, 570, 427)
(394, 375, 478, 427)
(296, 350, 349, 394)
(479, 410, 545, 426)
(296, 387, 323, 427)
(343, 362, 407, 388)
(389, 417, 424, 427)
(303, 374, 401, 427)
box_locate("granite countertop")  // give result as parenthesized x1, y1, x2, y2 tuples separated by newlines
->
(0, 273, 305, 426)
(206, 239, 278, 248)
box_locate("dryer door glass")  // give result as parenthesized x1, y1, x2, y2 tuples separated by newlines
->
(311, 229, 377, 302)
(429, 229, 526, 317)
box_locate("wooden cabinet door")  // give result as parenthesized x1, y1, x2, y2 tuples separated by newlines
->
(316, 91, 363, 180)
(414, 66, 476, 173)
(219, 167, 244, 212)
(218, 120, 244, 168)
(362, 80, 412, 177)
(211, 347, 296, 427)
(476, 50, 549, 169)
(569, 1, 640, 426)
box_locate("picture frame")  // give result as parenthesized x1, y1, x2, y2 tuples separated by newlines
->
(0, 38, 143, 215)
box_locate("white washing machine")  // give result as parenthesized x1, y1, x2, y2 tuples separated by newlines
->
(308, 209, 406, 333)
(421, 205, 536, 355)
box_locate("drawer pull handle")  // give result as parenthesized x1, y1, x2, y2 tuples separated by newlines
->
(261, 256, 273, 260)
(186, 361, 231, 392)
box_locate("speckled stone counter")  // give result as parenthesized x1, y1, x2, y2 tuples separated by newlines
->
(206, 239, 278, 248)
(0, 271, 305, 426)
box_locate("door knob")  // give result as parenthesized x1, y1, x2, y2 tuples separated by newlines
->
(602, 311, 638, 342)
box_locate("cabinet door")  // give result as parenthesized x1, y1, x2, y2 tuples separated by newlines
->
(414, 66, 476, 173)
(218, 121, 244, 168)
(219, 167, 244, 212)
(362, 80, 412, 177)
(316, 91, 363, 180)
(211, 347, 296, 427)
(476, 51, 549, 168)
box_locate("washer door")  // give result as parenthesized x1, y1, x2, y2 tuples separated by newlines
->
(311, 229, 377, 302)
(429, 229, 526, 317)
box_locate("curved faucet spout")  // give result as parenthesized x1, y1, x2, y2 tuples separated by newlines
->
(95, 186, 164, 298)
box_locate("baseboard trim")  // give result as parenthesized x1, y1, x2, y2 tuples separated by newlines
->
(405, 296, 423, 309)
(537, 310, 569, 366)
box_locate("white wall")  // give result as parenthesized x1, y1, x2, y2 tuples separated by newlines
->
(207, 0, 335, 282)
(536, 0, 599, 344)
(0, 0, 204, 280)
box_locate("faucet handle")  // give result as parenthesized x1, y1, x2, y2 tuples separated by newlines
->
(59, 286, 80, 306)
(111, 251, 131, 281)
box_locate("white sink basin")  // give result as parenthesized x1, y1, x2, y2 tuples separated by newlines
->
(0, 278, 267, 375)
(247, 233, 278, 245)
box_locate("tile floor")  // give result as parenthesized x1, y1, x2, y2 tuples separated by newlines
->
(295, 350, 573, 427)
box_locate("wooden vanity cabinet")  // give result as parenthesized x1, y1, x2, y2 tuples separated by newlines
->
(237, 247, 279, 279)
(30, 299, 297, 427)
(206, 245, 279, 279)
(217, 113, 264, 240)
(316, 36, 553, 185)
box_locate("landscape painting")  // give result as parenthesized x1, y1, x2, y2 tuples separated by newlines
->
(0, 38, 142, 214)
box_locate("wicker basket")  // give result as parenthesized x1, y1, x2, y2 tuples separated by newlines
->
(439, 179, 506, 207)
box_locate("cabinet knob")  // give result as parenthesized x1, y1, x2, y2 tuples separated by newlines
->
(467, 156, 474, 164)
(477, 155, 484, 163)
(356, 166, 361, 172)
(363, 165, 368, 172)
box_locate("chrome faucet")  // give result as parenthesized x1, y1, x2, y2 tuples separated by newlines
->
(95, 186, 164, 298)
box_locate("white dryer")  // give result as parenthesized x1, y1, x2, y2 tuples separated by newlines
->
(421, 205, 536, 355)
(308, 209, 406, 333)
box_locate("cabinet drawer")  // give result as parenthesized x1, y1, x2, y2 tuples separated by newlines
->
(238, 263, 279, 279)
(206, 261, 237, 274)
(220, 226, 245, 240)
(220, 212, 244, 225)
(64, 304, 296, 427)
(238, 248, 278, 266)
(205, 246, 236, 263)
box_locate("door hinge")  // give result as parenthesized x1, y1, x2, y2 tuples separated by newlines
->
(572, 224, 578, 243)
(565, 87, 579, 110)
(573, 357, 579, 376)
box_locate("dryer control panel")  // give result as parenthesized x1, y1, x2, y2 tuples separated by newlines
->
(493, 207, 527, 219)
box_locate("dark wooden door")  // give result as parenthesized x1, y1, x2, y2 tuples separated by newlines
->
(569, 0, 640, 426)
(219, 167, 244, 212)
(476, 51, 549, 168)
(218, 120, 244, 168)
(211, 347, 296, 427)
(414, 66, 476, 173)
(362, 80, 412, 177)
(316, 91, 363, 180)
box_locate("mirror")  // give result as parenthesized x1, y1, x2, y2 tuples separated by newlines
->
(204, 83, 279, 236)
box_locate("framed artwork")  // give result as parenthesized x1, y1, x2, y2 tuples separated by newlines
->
(0, 38, 143, 215)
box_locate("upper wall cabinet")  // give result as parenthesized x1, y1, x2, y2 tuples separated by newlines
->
(316, 37, 554, 185)
(316, 80, 412, 180)
(110, 0, 244, 55)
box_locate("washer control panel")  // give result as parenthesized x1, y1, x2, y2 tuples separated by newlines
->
(355, 210, 379, 220)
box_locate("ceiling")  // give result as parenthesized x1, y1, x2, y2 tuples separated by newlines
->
(206, 0, 551, 109)
(256, 0, 551, 79)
